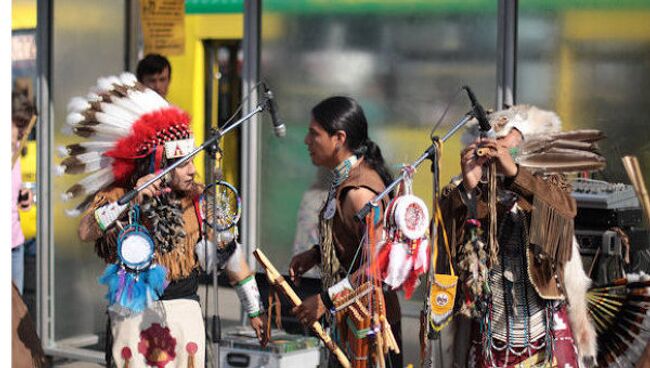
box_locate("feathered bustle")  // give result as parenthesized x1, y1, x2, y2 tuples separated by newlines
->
(588, 272, 650, 367)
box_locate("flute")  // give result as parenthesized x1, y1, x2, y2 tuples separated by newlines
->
(253, 249, 352, 368)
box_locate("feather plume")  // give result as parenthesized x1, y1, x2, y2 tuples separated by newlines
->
(64, 194, 96, 217)
(96, 77, 117, 93)
(98, 102, 139, 123)
(59, 141, 114, 157)
(73, 125, 130, 139)
(66, 112, 86, 126)
(517, 148, 606, 174)
(58, 151, 113, 175)
(119, 72, 138, 87)
(548, 129, 606, 143)
(61, 166, 115, 201)
(107, 95, 149, 116)
(93, 111, 134, 130)
(520, 138, 600, 156)
(86, 92, 102, 102)
(67, 97, 91, 113)
(60, 72, 192, 214)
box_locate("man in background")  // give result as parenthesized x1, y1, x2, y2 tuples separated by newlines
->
(136, 53, 171, 98)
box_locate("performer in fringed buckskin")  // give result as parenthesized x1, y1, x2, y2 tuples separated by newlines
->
(439, 105, 598, 368)
(59, 73, 267, 368)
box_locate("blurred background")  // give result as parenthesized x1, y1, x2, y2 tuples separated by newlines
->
(11, 0, 650, 366)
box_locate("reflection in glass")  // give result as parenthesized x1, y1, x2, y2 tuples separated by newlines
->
(52, 0, 126, 348)
(260, 3, 498, 288)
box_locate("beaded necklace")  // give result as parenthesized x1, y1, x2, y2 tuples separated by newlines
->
(323, 155, 358, 220)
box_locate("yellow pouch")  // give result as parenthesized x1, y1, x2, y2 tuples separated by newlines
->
(429, 206, 458, 332)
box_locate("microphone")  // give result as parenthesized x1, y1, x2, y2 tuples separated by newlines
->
(262, 83, 286, 138)
(462, 86, 493, 135)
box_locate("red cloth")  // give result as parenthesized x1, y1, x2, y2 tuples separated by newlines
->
(472, 305, 579, 368)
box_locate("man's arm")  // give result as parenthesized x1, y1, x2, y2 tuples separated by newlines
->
(78, 212, 103, 242)
(340, 187, 383, 287)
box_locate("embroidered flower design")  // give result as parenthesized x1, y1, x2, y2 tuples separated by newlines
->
(138, 323, 177, 368)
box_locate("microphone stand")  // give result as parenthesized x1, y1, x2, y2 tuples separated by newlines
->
(354, 112, 474, 222)
(353, 109, 477, 368)
(115, 96, 270, 368)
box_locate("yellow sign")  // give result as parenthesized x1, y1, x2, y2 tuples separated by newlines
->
(140, 0, 185, 56)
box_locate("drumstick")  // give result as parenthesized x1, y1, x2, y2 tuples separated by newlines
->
(12, 114, 37, 167)
(253, 249, 352, 368)
(622, 155, 650, 227)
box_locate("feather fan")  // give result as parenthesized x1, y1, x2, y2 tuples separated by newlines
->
(587, 273, 650, 367)
(515, 129, 607, 174)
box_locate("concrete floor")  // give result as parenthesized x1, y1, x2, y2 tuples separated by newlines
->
(51, 285, 454, 368)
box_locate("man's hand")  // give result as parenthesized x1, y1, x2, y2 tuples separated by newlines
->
(478, 139, 518, 177)
(461, 141, 488, 190)
(18, 188, 34, 211)
(288, 247, 319, 284)
(249, 314, 269, 347)
(135, 173, 170, 203)
(292, 294, 326, 327)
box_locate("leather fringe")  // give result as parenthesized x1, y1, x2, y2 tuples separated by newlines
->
(529, 196, 574, 268)
(320, 217, 341, 289)
(156, 230, 198, 280)
(488, 161, 499, 267)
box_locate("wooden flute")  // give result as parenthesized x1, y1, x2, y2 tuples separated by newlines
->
(253, 249, 352, 368)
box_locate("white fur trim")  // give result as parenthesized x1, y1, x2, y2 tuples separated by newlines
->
(564, 236, 598, 366)
(461, 105, 563, 145)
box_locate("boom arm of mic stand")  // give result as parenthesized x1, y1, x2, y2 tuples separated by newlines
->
(117, 104, 265, 206)
(354, 112, 474, 222)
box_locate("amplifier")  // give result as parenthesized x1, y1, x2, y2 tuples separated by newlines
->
(219, 327, 321, 368)
(571, 178, 639, 209)
(575, 207, 643, 229)
(575, 229, 622, 256)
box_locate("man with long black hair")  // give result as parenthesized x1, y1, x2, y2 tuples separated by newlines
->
(289, 96, 403, 367)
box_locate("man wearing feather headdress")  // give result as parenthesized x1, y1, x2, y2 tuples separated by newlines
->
(439, 105, 599, 368)
(60, 73, 267, 367)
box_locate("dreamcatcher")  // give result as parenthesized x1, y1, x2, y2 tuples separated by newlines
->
(376, 167, 431, 299)
(195, 179, 243, 273)
(99, 205, 167, 316)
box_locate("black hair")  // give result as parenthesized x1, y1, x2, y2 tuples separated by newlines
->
(311, 96, 393, 187)
(12, 91, 36, 130)
(136, 54, 172, 81)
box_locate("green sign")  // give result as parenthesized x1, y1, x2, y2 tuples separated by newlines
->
(186, 0, 650, 15)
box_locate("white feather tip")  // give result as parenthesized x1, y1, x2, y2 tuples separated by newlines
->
(66, 112, 85, 126)
(65, 207, 82, 217)
(67, 97, 90, 113)
(55, 165, 67, 176)
(57, 146, 69, 157)
(119, 73, 138, 86)
(86, 92, 102, 102)
(96, 77, 116, 92)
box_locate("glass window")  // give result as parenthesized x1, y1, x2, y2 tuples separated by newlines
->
(259, 1, 499, 299)
(518, 2, 650, 185)
(52, 0, 126, 348)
